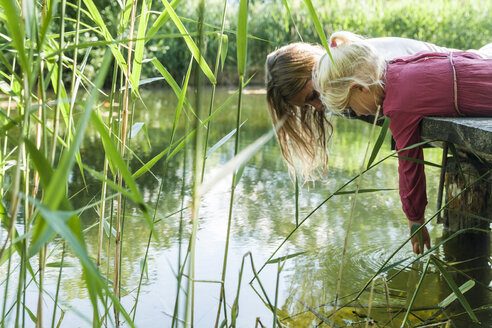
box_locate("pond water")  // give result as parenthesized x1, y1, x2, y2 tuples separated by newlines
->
(3, 88, 491, 327)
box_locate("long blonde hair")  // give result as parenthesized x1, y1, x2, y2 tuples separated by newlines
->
(266, 42, 332, 179)
(313, 32, 386, 114)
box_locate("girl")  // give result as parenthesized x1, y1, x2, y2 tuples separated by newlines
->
(312, 33, 492, 254)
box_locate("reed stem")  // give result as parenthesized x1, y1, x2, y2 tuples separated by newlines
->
(114, 0, 137, 325)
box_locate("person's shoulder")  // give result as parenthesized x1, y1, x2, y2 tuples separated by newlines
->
(366, 37, 453, 60)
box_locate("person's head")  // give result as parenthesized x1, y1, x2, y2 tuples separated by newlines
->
(313, 33, 386, 117)
(265, 42, 330, 179)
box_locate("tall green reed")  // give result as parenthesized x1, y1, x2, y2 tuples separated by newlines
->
(213, 0, 248, 326)
(1, 0, 487, 326)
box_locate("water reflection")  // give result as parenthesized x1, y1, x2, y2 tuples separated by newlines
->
(5, 88, 490, 327)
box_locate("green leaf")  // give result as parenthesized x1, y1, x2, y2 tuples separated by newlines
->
(394, 155, 442, 168)
(132, 144, 172, 179)
(90, 112, 155, 235)
(401, 256, 431, 327)
(151, 58, 195, 114)
(410, 223, 424, 251)
(132, 78, 249, 179)
(82, 0, 141, 98)
(207, 121, 246, 159)
(267, 251, 306, 264)
(24, 303, 37, 324)
(236, 0, 249, 77)
(380, 257, 410, 273)
(431, 256, 480, 323)
(129, 122, 145, 138)
(29, 50, 113, 257)
(131, 0, 152, 86)
(303, 0, 333, 63)
(219, 33, 228, 70)
(140, 257, 149, 279)
(161, 0, 216, 84)
(234, 163, 246, 187)
(281, 0, 302, 40)
(146, 0, 181, 42)
(439, 280, 475, 308)
(46, 261, 75, 268)
(367, 116, 390, 168)
(103, 219, 117, 238)
(170, 57, 193, 144)
(0, 0, 28, 75)
(334, 188, 395, 195)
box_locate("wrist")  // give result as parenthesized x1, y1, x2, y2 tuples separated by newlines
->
(408, 217, 425, 227)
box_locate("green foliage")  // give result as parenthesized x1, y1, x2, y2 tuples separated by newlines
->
(0, 0, 490, 326)
(143, 0, 492, 84)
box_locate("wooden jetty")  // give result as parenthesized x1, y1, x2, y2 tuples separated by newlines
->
(357, 116, 492, 231)
(421, 117, 492, 232)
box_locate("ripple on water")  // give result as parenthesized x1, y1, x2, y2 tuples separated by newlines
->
(303, 243, 414, 291)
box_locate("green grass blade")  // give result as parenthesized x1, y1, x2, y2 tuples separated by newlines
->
(439, 280, 475, 308)
(281, 0, 302, 41)
(302, 0, 336, 67)
(219, 33, 228, 71)
(132, 145, 173, 179)
(394, 156, 442, 168)
(171, 57, 193, 143)
(334, 188, 395, 195)
(28, 50, 113, 256)
(266, 251, 306, 264)
(0, 0, 28, 75)
(206, 121, 246, 159)
(431, 256, 480, 323)
(82, 0, 141, 98)
(367, 116, 390, 169)
(132, 79, 250, 179)
(146, 0, 181, 42)
(32, 202, 135, 328)
(151, 58, 195, 114)
(302, 0, 327, 49)
(161, 0, 216, 84)
(83, 165, 137, 201)
(24, 303, 36, 324)
(236, 0, 249, 77)
(131, 0, 152, 85)
(401, 256, 431, 327)
(410, 223, 424, 252)
(90, 111, 155, 232)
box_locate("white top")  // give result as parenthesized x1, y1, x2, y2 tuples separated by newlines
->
(366, 37, 492, 59)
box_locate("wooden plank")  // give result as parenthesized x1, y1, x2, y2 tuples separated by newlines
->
(421, 117, 492, 162)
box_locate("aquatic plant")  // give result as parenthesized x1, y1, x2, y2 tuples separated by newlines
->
(0, 0, 490, 327)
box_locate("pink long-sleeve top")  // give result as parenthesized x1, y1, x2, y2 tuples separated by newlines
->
(382, 51, 492, 221)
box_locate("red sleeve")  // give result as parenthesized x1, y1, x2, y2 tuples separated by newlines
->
(388, 113, 428, 221)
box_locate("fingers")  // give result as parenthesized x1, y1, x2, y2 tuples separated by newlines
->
(410, 235, 431, 254)
(411, 238, 421, 254)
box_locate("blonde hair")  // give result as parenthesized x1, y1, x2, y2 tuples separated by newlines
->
(313, 32, 386, 114)
(266, 42, 332, 179)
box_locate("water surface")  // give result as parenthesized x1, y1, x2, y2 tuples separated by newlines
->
(3, 88, 491, 327)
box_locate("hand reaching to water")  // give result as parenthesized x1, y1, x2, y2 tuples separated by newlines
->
(408, 218, 431, 254)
